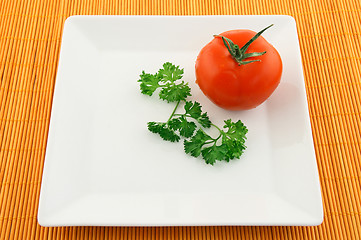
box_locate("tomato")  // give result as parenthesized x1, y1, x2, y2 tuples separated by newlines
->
(195, 25, 282, 110)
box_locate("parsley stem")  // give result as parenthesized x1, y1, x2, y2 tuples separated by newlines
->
(210, 123, 223, 143)
(198, 126, 220, 142)
(167, 100, 181, 123)
(211, 123, 222, 132)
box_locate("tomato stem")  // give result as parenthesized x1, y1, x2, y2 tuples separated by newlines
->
(214, 24, 273, 65)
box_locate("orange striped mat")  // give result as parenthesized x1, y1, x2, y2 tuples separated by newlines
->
(1, 0, 361, 239)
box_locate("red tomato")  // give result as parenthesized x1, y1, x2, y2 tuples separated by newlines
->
(195, 26, 282, 110)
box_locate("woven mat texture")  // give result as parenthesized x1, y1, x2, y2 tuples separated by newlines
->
(1, 0, 361, 239)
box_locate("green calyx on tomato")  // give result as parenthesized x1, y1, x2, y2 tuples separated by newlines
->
(214, 24, 273, 65)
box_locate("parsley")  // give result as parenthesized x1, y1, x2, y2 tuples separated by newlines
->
(138, 62, 248, 165)
(184, 120, 247, 165)
(138, 63, 190, 102)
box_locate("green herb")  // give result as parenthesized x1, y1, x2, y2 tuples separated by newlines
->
(184, 120, 247, 165)
(138, 62, 248, 165)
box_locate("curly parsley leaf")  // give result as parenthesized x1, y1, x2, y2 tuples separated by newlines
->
(168, 116, 197, 138)
(184, 119, 248, 164)
(198, 113, 212, 128)
(158, 62, 184, 82)
(159, 81, 191, 103)
(184, 101, 201, 118)
(201, 144, 228, 165)
(138, 62, 190, 102)
(223, 139, 246, 161)
(147, 122, 180, 142)
(184, 101, 211, 128)
(222, 119, 248, 161)
(184, 130, 212, 158)
(223, 119, 248, 141)
(138, 71, 161, 96)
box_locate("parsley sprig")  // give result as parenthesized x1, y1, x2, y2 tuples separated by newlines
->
(138, 62, 248, 165)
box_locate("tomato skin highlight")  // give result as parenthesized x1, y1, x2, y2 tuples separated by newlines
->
(195, 29, 283, 110)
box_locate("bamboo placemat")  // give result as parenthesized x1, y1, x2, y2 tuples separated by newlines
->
(1, 0, 361, 239)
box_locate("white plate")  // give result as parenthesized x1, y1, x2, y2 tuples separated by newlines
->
(38, 15, 323, 226)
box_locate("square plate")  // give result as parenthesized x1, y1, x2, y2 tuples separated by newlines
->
(38, 15, 323, 226)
